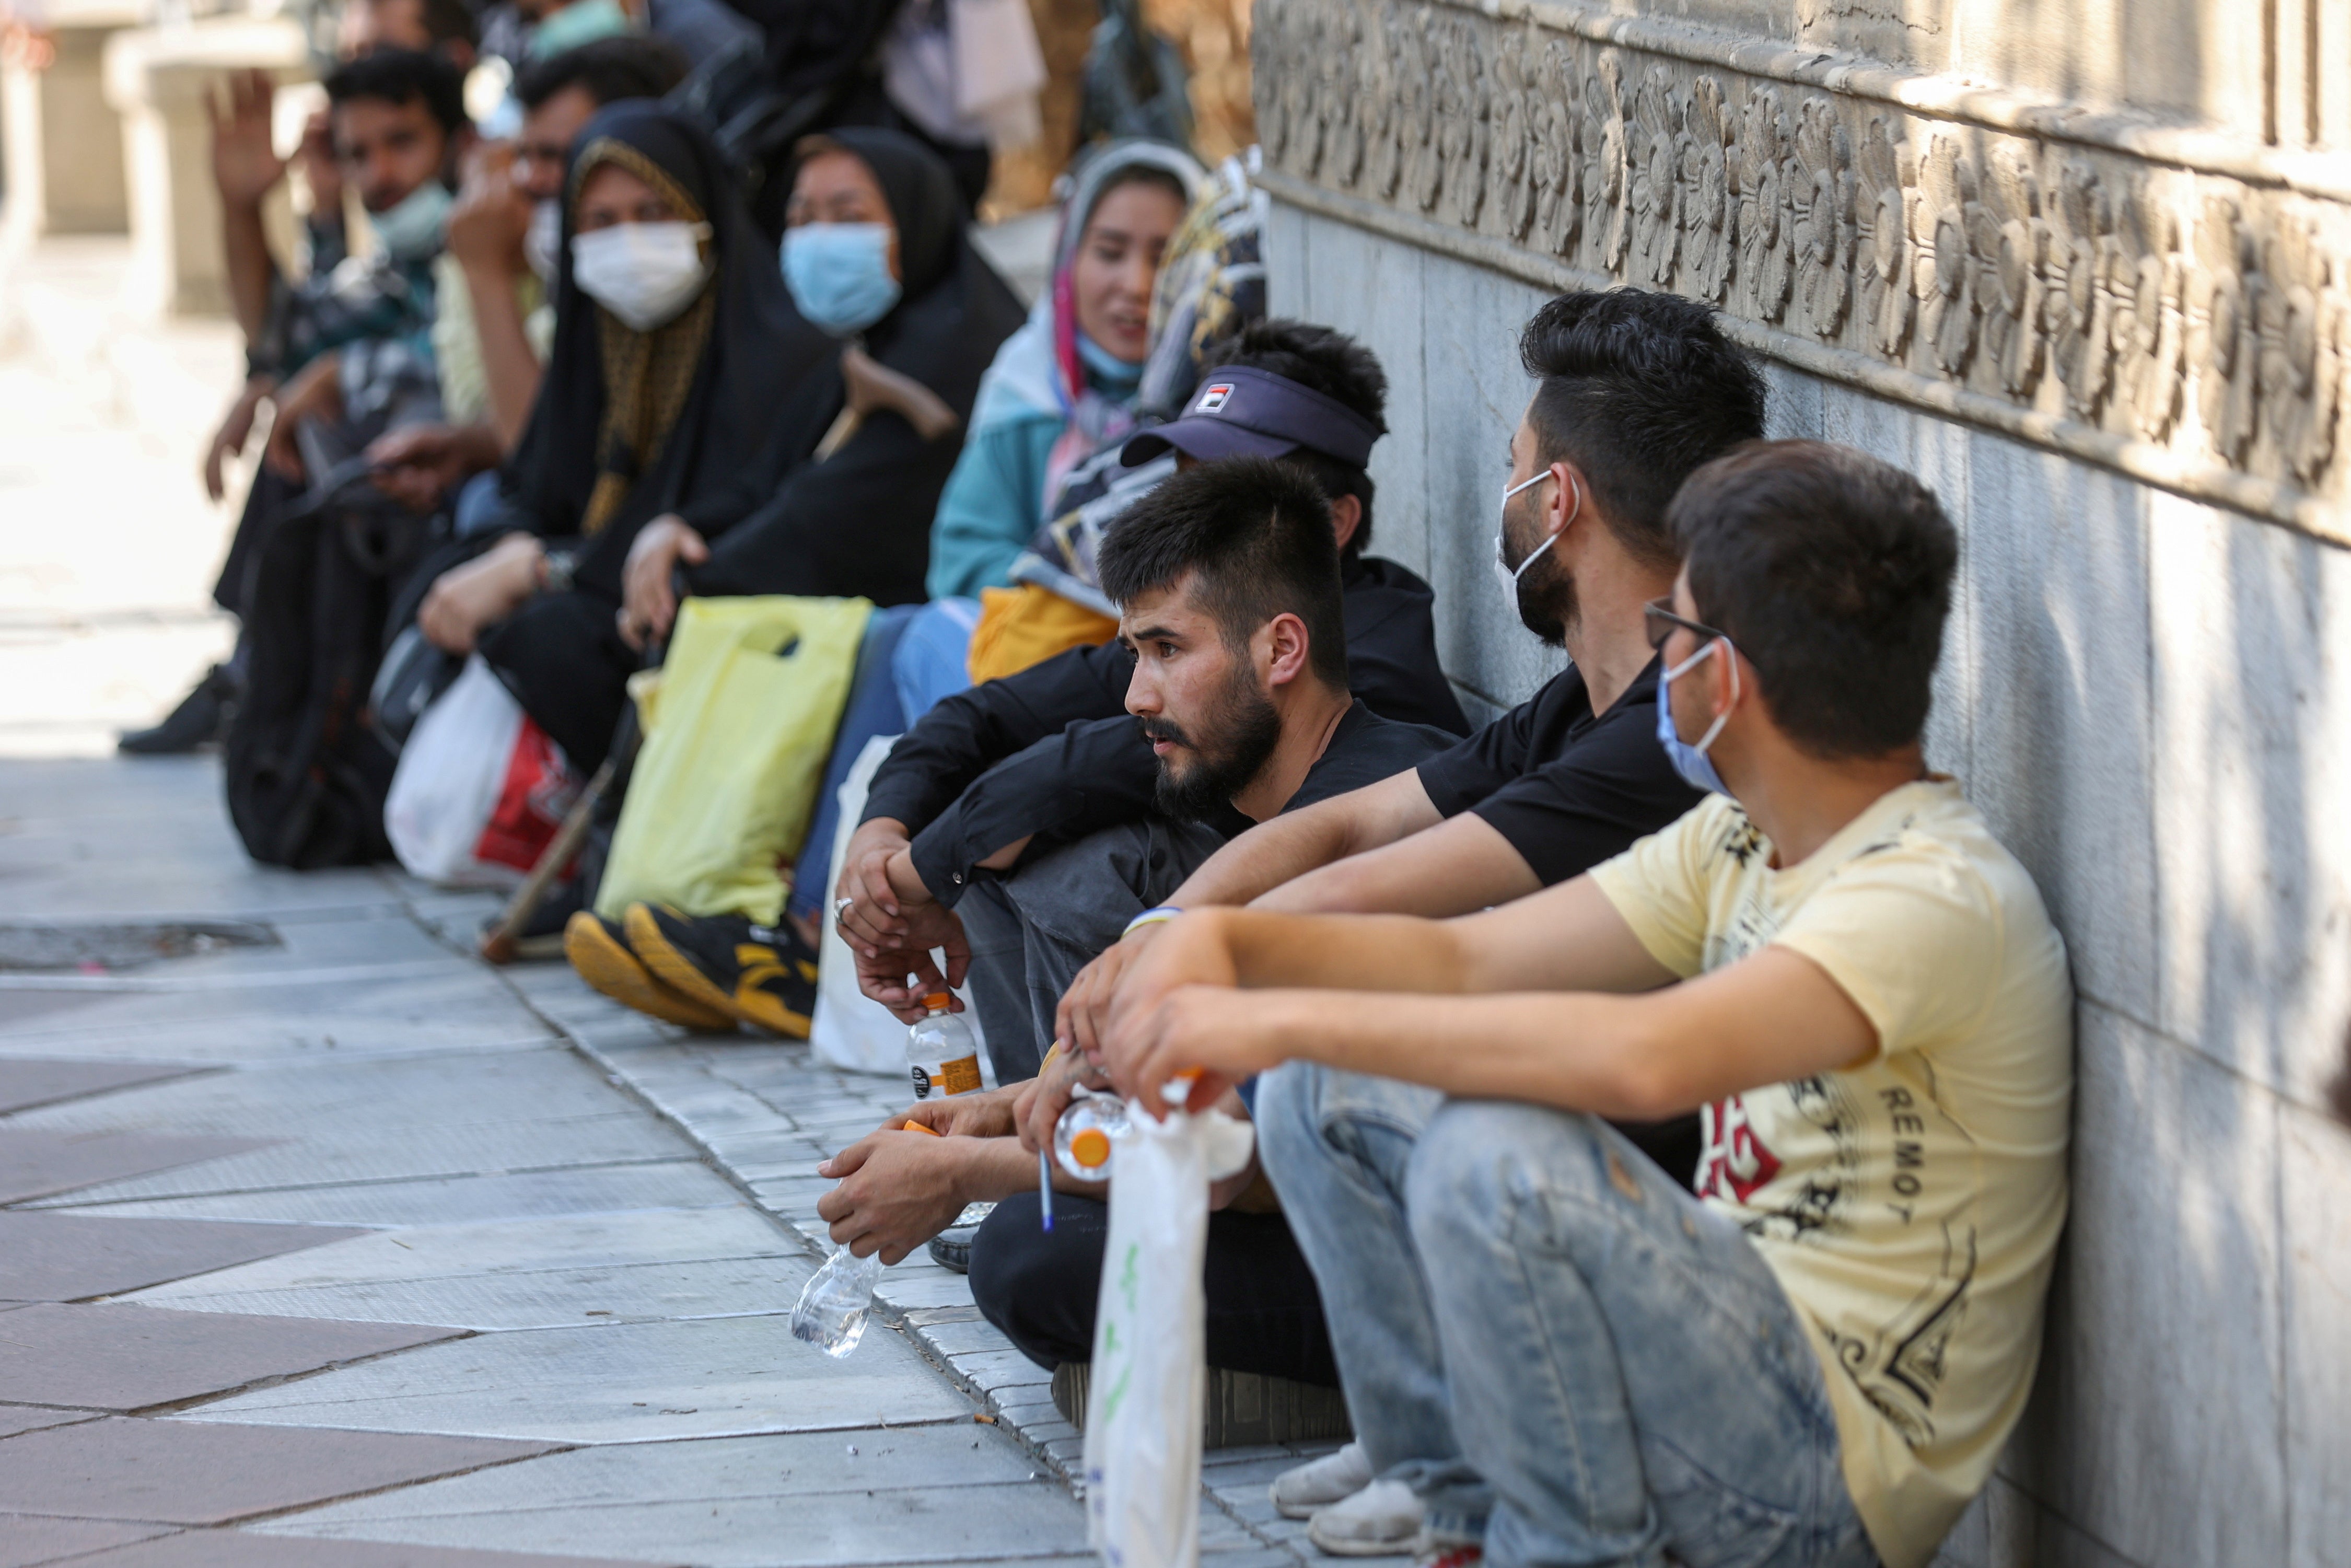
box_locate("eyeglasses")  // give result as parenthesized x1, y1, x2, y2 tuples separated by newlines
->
(1643, 597, 1727, 654)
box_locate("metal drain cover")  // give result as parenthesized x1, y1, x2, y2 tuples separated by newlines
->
(0, 922, 280, 972)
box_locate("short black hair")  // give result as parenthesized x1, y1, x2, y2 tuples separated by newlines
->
(1669, 439, 1958, 759)
(515, 34, 688, 111)
(412, 0, 479, 51)
(1206, 318, 1388, 557)
(1520, 288, 1767, 572)
(325, 48, 468, 137)
(1099, 455, 1349, 690)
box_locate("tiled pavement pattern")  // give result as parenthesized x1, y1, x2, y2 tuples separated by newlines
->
(0, 757, 1374, 1568)
(0, 229, 1370, 1567)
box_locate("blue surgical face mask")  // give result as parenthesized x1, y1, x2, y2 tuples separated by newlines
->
(1655, 634, 1740, 795)
(366, 179, 453, 262)
(531, 0, 633, 57)
(781, 222, 902, 336)
(1076, 330, 1142, 381)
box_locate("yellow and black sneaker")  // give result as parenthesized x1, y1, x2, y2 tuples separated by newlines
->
(624, 904, 819, 1039)
(565, 911, 739, 1031)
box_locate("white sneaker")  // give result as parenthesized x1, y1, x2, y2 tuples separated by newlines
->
(1270, 1442, 1375, 1518)
(1306, 1479, 1426, 1557)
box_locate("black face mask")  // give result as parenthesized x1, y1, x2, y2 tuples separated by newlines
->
(1142, 658, 1285, 822)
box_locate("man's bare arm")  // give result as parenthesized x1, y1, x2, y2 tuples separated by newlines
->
(1055, 770, 1458, 1058)
(1253, 809, 1541, 917)
(1164, 768, 1446, 910)
(1111, 948, 1876, 1124)
(1104, 889, 1876, 1121)
(209, 71, 285, 345)
(465, 262, 544, 450)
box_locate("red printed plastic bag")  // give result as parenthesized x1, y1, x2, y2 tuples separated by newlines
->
(472, 717, 578, 874)
(386, 657, 578, 887)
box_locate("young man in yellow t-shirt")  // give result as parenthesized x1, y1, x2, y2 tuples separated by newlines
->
(1095, 439, 2074, 1568)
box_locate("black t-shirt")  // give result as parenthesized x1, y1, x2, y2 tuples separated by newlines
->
(1416, 658, 1705, 887)
(912, 700, 1453, 908)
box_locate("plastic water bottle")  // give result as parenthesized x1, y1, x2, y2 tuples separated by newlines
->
(790, 1244, 881, 1357)
(1054, 1090, 1128, 1181)
(907, 993, 982, 1100)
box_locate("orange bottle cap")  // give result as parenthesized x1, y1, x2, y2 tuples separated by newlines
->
(902, 1119, 941, 1136)
(924, 992, 952, 1011)
(1070, 1128, 1112, 1168)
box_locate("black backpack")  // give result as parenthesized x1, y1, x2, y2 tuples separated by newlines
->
(224, 459, 430, 869)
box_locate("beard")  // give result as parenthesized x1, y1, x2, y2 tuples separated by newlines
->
(1512, 542, 1577, 648)
(1143, 668, 1285, 822)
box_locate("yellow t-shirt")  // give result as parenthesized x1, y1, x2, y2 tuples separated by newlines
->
(430, 254, 554, 428)
(1588, 780, 2072, 1568)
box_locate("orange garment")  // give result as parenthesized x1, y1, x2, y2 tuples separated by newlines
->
(967, 583, 1120, 683)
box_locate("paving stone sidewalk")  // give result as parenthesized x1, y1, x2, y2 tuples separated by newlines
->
(0, 228, 1371, 1568)
(0, 757, 1369, 1567)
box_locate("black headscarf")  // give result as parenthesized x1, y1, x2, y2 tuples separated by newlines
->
(676, 126, 1025, 603)
(500, 100, 830, 595)
(805, 125, 1021, 427)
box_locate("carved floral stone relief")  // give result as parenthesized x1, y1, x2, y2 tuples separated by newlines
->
(1251, 0, 2351, 529)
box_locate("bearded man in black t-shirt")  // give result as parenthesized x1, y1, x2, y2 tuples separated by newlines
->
(804, 456, 1453, 1410)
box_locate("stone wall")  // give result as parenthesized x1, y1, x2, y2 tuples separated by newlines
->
(1253, 2, 2351, 1565)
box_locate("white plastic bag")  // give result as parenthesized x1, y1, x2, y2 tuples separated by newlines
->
(809, 735, 990, 1079)
(385, 655, 569, 888)
(1084, 1100, 1256, 1568)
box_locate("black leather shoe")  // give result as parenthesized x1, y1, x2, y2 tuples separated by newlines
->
(118, 665, 237, 754)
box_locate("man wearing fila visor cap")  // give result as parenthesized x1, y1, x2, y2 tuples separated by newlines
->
(1123, 363, 1384, 472)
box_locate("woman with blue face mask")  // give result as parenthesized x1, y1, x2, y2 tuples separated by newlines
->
(923, 140, 1204, 604)
(405, 100, 829, 774)
(605, 125, 1025, 647)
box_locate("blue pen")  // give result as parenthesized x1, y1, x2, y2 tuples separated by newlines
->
(1039, 1145, 1054, 1232)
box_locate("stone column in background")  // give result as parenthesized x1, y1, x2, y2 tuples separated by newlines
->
(2, 0, 138, 238)
(102, 15, 308, 317)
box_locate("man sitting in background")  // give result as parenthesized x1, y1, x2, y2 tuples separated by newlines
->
(127, 48, 473, 753)
(1099, 439, 2072, 1568)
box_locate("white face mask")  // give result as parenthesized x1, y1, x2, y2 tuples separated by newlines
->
(1491, 468, 1578, 620)
(524, 199, 563, 282)
(569, 220, 712, 331)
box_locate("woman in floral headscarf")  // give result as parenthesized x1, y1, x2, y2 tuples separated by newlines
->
(920, 138, 1202, 602)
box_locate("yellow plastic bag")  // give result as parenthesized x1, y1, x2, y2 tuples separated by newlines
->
(595, 595, 872, 925)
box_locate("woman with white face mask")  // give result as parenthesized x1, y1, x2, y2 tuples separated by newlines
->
(410, 100, 827, 773)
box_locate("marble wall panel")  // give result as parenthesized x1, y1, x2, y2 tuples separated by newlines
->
(1294, 218, 1436, 584)
(2006, 1007, 2285, 1568)
(1960, 435, 2160, 1029)
(2280, 1103, 2351, 1568)
(2148, 501, 2351, 1116)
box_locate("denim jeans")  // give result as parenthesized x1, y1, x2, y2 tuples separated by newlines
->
(952, 816, 1224, 1081)
(1257, 1064, 1881, 1568)
(890, 596, 981, 718)
(785, 603, 922, 926)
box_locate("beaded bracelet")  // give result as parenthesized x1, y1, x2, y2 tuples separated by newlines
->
(1123, 905, 1183, 937)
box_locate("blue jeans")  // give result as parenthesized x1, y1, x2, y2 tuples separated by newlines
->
(1256, 1064, 1880, 1568)
(785, 603, 921, 926)
(890, 596, 979, 718)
